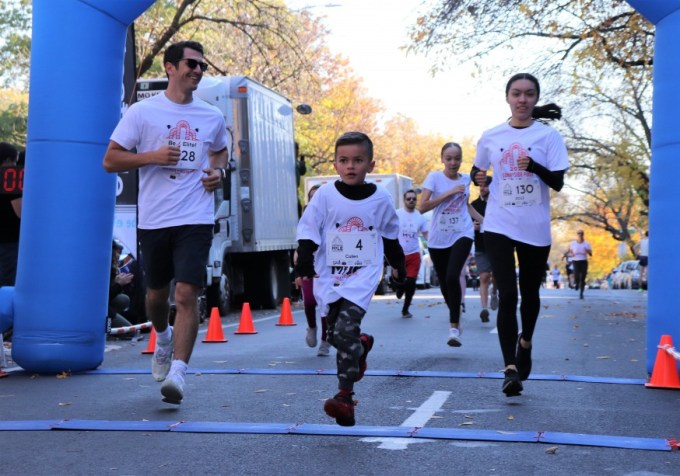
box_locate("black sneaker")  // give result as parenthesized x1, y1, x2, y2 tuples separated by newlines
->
(479, 309, 490, 323)
(402, 310, 413, 318)
(516, 334, 532, 381)
(356, 334, 374, 381)
(396, 288, 404, 299)
(324, 392, 356, 426)
(502, 368, 523, 397)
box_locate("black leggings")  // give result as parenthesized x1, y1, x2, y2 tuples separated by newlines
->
(429, 237, 473, 325)
(484, 232, 550, 366)
(572, 260, 588, 294)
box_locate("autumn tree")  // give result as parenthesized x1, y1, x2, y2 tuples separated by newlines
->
(409, 0, 653, 250)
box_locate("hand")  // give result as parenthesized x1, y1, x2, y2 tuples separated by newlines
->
(154, 145, 181, 166)
(474, 219, 481, 231)
(201, 168, 222, 192)
(115, 273, 133, 286)
(474, 169, 487, 186)
(517, 156, 532, 171)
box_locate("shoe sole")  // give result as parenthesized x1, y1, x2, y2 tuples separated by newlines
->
(480, 310, 490, 323)
(447, 337, 462, 347)
(323, 399, 355, 426)
(160, 381, 183, 404)
(402, 313, 413, 318)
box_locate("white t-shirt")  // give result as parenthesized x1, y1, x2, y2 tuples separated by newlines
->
(638, 238, 649, 257)
(422, 171, 474, 249)
(110, 93, 228, 229)
(474, 121, 569, 246)
(396, 208, 428, 255)
(296, 183, 399, 315)
(569, 240, 592, 261)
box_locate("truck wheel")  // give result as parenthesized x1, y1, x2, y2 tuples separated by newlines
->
(257, 252, 290, 310)
(208, 272, 231, 316)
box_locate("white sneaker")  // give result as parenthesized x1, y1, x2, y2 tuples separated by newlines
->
(447, 328, 462, 347)
(317, 340, 331, 356)
(161, 371, 184, 404)
(152, 327, 174, 382)
(306, 327, 317, 348)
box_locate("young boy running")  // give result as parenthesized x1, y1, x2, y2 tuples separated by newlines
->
(295, 132, 406, 426)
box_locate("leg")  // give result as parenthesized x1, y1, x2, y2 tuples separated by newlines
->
(484, 232, 519, 368)
(172, 281, 200, 363)
(479, 271, 490, 309)
(402, 277, 417, 316)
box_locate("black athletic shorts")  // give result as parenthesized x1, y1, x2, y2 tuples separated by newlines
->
(138, 224, 213, 289)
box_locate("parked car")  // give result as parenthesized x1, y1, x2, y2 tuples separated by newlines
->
(620, 260, 641, 289)
(610, 264, 624, 289)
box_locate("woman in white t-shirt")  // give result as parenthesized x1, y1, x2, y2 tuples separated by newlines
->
(419, 142, 484, 347)
(472, 73, 569, 397)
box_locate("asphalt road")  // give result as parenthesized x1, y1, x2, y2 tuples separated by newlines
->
(1, 286, 679, 476)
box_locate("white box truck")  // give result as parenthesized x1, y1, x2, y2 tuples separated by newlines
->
(115, 76, 303, 315)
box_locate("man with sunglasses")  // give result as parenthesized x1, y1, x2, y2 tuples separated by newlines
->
(103, 41, 228, 405)
(395, 189, 428, 318)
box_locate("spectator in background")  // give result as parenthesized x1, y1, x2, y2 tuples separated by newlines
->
(636, 230, 649, 290)
(0, 142, 21, 287)
(108, 240, 136, 339)
(568, 229, 592, 299)
(562, 251, 574, 289)
(295, 142, 307, 218)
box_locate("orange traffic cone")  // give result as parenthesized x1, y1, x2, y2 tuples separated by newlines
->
(203, 307, 228, 343)
(276, 297, 297, 326)
(645, 334, 680, 389)
(235, 302, 257, 334)
(142, 328, 157, 354)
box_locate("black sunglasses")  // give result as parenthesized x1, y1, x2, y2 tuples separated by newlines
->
(180, 58, 208, 72)
(405, 197, 417, 202)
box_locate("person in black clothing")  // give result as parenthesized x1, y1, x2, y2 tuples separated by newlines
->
(470, 176, 497, 324)
(0, 142, 21, 287)
(108, 240, 135, 338)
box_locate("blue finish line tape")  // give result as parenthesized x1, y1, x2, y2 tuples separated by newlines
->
(0, 419, 673, 451)
(72, 368, 647, 386)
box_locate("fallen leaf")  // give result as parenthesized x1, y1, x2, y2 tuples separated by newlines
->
(596, 356, 610, 360)
(56, 371, 71, 379)
(459, 421, 473, 426)
(545, 446, 558, 454)
(58, 402, 72, 406)
(254, 389, 269, 393)
(507, 415, 514, 420)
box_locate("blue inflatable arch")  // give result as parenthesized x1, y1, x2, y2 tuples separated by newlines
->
(0, 0, 154, 373)
(0, 0, 676, 376)
(626, 0, 680, 373)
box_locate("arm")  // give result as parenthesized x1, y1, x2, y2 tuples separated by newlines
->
(517, 156, 566, 192)
(418, 186, 463, 214)
(467, 202, 483, 223)
(383, 237, 406, 281)
(202, 147, 229, 192)
(295, 239, 319, 279)
(102, 140, 180, 173)
(10, 197, 21, 218)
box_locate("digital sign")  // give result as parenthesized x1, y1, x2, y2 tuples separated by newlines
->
(0, 165, 23, 195)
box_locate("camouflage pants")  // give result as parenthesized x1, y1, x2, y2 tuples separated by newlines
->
(325, 298, 366, 391)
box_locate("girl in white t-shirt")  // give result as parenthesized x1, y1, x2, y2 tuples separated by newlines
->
(419, 142, 484, 347)
(472, 73, 569, 397)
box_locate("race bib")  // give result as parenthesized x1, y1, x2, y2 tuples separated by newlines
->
(160, 137, 205, 170)
(326, 230, 378, 267)
(500, 174, 542, 207)
(436, 211, 465, 233)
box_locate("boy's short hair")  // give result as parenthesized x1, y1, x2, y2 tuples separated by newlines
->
(403, 189, 417, 199)
(334, 132, 373, 160)
(0, 142, 19, 164)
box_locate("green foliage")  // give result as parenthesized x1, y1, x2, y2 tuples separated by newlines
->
(0, 0, 32, 90)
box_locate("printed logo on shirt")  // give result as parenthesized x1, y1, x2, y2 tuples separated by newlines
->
(161, 119, 205, 173)
(326, 216, 378, 280)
